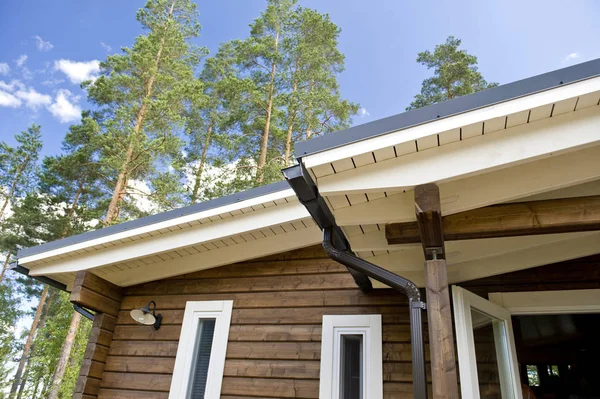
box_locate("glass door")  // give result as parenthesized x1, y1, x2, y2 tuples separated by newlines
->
(452, 286, 522, 399)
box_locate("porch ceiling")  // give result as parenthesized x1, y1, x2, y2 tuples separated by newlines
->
(301, 85, 600, 288)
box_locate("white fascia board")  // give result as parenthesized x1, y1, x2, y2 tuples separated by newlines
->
(318, 105, 600, 196)
(27, 201, 310, 275)
(303, 76, 600, 168)
(19, 188, 296, 265)
(333, 144, 600, 226)
(98, 226, 321, 286)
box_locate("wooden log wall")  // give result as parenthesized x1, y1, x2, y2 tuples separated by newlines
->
(95, 245, 432, 399)
(70, 271, 123, 399)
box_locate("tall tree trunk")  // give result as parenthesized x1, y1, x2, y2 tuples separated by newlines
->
(0, 155, 30, 221)
(190, 119, 214, 203)
(304, 81, 315, 140)
(47, 312, 82, 399)
(284, 68, 299, 167)
(0, 253, 11, 283)
(104, 0, 176, 223)
(16, 293, 50, 399)
(256, 27, 280, 184)
(9, 286, 49, 399)
(44, 182, 86, 397)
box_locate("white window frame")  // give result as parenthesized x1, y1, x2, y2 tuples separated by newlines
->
(319, 315, 383, 399)
(169, 300, 233, 399)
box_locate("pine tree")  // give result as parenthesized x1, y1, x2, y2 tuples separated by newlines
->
(281, 7, 358, 165)
(407, 36, 498, 110)
(184, 43, 252, 203)
(84, 0, 206, 224)
(0, 124, 43, 223)
(234, 0, 296, 184)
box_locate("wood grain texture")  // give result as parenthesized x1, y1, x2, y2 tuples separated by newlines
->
(74, 312, 119, 399)
(387, 195, 600, 244)
(424, 260, 459, 399)
(99, 245, 418, 398)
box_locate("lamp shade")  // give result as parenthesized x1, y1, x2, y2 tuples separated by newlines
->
(130, 308, 156, 325)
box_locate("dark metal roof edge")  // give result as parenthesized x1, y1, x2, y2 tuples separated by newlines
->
(295, 58, 600, 157)
(18, 180, 291, 259)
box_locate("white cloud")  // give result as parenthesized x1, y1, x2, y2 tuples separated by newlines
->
(34, 35, 54, 52)
(0, 63, 9, 76)
(47, 89, 81, 123)
(0, 80, 24, 92)
(54, 59, 100, 84)
(14, 87, 52, 110)
(100, 42, 112, 53)
(41, 78, 65, 86)
(358, 107, 370, 117)
(563, 52, 580, 63)
(15, 55, 28, 67)
(0, 90, 22, 108)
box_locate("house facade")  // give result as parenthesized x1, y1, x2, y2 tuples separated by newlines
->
(15, 58, 600, 399)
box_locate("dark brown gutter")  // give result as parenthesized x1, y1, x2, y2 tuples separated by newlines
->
(282, 164, 428, 399)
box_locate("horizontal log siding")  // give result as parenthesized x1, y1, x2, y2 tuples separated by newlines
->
(98, 246, 427, 399)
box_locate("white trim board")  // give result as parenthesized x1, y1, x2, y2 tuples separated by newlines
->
(19, 188, 297, 265)
(169, 300, 233, 399)
(27, 201, 310, 275)
(317, 105, 600, 196)
(303, 76, 600, 168)
(319, 314, 383, 399)
(488, 289, 600, 315)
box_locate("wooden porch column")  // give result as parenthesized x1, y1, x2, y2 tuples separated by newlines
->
(415, 184, 459, 399)
(70, 271, 123, 399)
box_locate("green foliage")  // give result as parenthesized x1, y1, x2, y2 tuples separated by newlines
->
(85, 0, 207, 221)
(407, 36, 498, 110)
(0, 124, 43, 221)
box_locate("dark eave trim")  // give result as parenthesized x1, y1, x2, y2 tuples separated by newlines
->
(295, 58, 600, 157)
(18, 180, 290, 259)
(10, 262, 68, 291)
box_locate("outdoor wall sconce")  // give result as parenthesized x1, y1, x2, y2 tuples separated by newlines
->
(130, 301, 162, 330)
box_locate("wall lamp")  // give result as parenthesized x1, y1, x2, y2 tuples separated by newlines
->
(130, 301, 162, 330)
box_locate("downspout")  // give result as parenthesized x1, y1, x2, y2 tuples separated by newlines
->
(282, 164, 428, 399)
(11, 262, 96, 321)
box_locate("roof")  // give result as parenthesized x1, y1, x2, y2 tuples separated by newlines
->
(18, 180, 290, 259)
(295, 58, 600, 157)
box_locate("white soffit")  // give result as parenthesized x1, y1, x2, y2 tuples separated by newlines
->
(317, 104, 600, 196)
(303, 76, 600, 169)
(19, 188, 298, 266)
(27, 200, 311, 275)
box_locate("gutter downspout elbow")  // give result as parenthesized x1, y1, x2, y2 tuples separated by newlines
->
(322, 227, 428, 399)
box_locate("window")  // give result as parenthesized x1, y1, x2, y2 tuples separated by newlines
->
(319, 315, 383, 399)
(169, 301, 233, 399)
(526, 365, 540, 386)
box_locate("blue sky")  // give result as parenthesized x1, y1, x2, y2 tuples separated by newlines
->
(0, 0, 599, 157)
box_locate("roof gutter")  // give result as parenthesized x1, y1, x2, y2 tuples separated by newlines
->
(282, 164, 427, 399)
(282, 164, 372, 292)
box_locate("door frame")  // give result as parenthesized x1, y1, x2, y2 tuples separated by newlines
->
(453, 286, 522, 399)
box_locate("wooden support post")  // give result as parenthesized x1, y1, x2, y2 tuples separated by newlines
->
(70, 271, 122, 399)
(415, 184, 459, 399)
